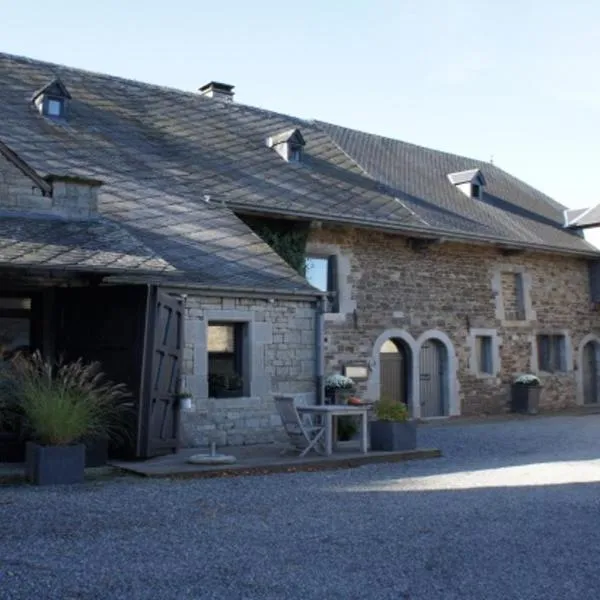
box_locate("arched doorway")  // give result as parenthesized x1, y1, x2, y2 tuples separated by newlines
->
(582, 339, 600, 405)
(379, 338, 411, 407)
(419, 339, 448, 417)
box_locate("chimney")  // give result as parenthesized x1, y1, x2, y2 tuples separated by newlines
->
(198, 81, 235, 102)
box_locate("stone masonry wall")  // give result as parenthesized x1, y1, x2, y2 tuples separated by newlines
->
(180, 295, 316, 447)
(308, 225, 600, 416)
(0, 153, 98, 219)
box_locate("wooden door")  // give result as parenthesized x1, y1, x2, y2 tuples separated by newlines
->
(380, 339, 407, 404)
(583, 341, 600, 405)
(138, 288, 183, 458)
(419, 340, 447, 417)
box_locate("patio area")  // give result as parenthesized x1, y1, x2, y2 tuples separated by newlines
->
(110, 443, 442, 478)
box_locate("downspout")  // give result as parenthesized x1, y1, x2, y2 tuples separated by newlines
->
(315, 294, 326, 405)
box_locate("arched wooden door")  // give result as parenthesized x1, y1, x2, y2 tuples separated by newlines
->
(380, 339, 409, 405)
(419, 339, 447, 417)
(583, 340, 600, 405)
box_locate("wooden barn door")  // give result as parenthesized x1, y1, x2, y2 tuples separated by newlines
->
(138, 288, 183, 458)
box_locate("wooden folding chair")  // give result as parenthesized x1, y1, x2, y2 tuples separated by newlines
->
(274, 396, 325, 457)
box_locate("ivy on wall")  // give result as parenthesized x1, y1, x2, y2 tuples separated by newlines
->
(238, 215, 310, 276)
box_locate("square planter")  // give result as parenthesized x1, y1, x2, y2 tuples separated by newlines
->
(370, 420, 417, 452)
(25, 442, 85, 485)
(510, 385, 541, 415)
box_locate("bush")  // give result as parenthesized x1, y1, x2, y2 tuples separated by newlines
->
(0, 351, 131, 446)
(374, 397, 409, 422)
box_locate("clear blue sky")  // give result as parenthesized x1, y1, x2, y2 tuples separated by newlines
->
(3, 0, 599, 210)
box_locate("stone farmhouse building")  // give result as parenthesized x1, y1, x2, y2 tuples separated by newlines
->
(1, 52, 599, 456)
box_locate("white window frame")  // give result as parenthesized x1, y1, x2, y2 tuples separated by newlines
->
(531, 330, 573, 375)
(492, 266, 536, 325)
(467, 328, 501, 378)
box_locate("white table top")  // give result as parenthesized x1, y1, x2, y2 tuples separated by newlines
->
(296, 404, 370, 414)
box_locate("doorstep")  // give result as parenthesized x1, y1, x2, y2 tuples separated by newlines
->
(110, 444, 442, 479)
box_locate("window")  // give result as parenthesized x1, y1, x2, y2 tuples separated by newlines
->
(305, 255, 339, 312)
(502, 272, 526, 321)
(46, 98, 63, 117)
(537, 334, 566, 373)
(289, 146, 303, 162)
(475, 335, 493, 375)
(0, 296, 32, 361)
(207, 323, 246, 397)
(471, 183, 481, 199)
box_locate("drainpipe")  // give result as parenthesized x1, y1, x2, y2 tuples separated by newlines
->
(315, 294, 326, 405)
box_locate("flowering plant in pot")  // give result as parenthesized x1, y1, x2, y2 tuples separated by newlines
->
(324, 373, 355, 404)
(369, 397, 416, 451)
(511, 374, 541, 415)
(0, 351, 131, 485)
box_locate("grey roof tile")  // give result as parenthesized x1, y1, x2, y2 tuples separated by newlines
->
(315, 121, 596, 254)
(0, 49, 596, 293)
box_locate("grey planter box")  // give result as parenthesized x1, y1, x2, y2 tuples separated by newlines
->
(370, 420, 417, 452)
(25, 442, 86, 485)
(510, 385, 541, 415)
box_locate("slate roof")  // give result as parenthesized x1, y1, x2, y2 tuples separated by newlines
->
(0, 51, 596, 296)
(316, 122, 596, 255)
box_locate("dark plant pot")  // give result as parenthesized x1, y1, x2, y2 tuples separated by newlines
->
(84, 438, 108, 468)
(0, 432, 26, 463)
(337, 416, 358, 441)
(510, 385, 541, 415)
(25, 442, 85, 485)
(370, 420, 417, 452)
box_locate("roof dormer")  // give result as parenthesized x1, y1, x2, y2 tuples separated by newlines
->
(448, 168, 486, 199)
(31, 77, 71, 119)
(266, 128, 305, 163)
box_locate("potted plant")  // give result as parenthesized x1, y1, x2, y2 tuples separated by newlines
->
(208, 373, 244, 398)
(369, 398, 417, 451)
(175, 390, 193, 411)
(1, 351, 130, 485)
(324, 373, 355, 405)
(510, 374, 541, 415)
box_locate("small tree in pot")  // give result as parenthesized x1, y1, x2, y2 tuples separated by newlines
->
(510, 374, 541, 415)
(1, 351, 130, 485)
(370, 398, 417, 451)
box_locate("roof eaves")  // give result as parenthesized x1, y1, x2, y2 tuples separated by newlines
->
(224, 200, 600, 258)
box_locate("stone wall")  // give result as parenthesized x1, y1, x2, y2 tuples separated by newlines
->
(0, 153, 98, 219)
(307, 225, 600, 416)
(180, 295, 316, 447)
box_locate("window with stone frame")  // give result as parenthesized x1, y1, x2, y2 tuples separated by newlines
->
(537, 334, 567, 373)
(475, 335, 494, 375)
(502, 272, 526, 321)
(207, 322, 248, 397)
(305, 255, 339, 312)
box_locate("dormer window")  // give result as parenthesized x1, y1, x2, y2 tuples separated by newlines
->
(289, 145, 303, 162)
(448, 168, 486, 199)
(46, 98, 64, 117)
(31, 77, 71, 119)
(267, 128, 306, 163)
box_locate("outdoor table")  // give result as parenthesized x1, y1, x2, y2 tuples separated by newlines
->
(296, 404, 370, 456)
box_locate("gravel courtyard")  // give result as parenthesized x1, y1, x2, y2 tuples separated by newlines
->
(2, 414, 600, 600)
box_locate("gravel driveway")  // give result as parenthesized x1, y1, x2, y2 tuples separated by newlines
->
(2, 414, 600, 600)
